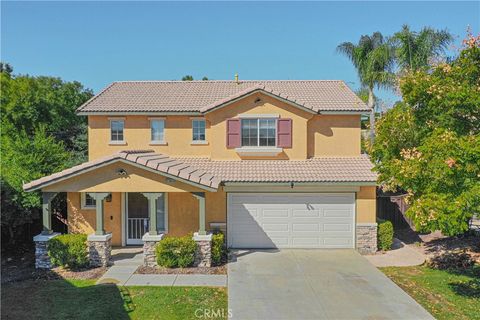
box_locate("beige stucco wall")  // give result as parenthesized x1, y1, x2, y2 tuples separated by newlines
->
(356, 186, 377, 223)
(43, 162, 204, 193)
(87, 93, 361, 161)
(67, 190, 227, 246)
(307, 115, 361, 157)
(67, 192, 123, 246)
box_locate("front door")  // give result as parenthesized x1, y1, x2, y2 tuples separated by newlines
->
(126, 193, 150, 245)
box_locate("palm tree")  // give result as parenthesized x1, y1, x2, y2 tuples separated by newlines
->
(337, 32, 395, 143)
(392, 25, 453, 72)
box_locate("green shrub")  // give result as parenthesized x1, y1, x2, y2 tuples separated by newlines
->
(48, 234, 88, 269)
(377, 220, 394, 251)
(211, 232, 226, 266)
(156, 235, 197, 268)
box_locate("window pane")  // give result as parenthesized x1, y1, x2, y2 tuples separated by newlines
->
(259, 119, 276, 147)
(241, 119, 258, 146)
(85, 194, 96, 207)
(110, 120, 124, 141)
(151, 120, 164, 141)
(192, 120, 206, 141)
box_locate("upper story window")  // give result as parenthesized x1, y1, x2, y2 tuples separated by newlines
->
(110, 119, 125, 143)
(241, 118, 276, 147)
(150, 119, 165, 143)
(192, 119, 206, 142)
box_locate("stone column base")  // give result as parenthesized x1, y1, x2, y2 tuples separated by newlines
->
(87, 233, 112, 267)
(193, 232, 212, 267)
(142, 233, 164, 267)
(356, 223, 378, 254)
(33, 233, 60, 269)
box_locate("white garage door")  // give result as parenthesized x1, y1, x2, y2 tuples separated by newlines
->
(227, 193, 355, 249)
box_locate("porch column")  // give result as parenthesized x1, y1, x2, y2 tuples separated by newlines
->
(88, 192, 110, 235)
(192, 192, 206, 235)
(141, 193, 163, 236)
(140, 193, 164, 267)
(192, 192, 212, 267)
(87, 192, 111, 267)
(42, 192, 58, 234)
(34, 192, 60, 269)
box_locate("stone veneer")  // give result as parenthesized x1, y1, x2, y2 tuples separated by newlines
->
(356, 223, 378, 254)
(87, 233, 112, 267)
(142, 233, 164, 267)
(193, 232, 213, 267)
(33, 233, 60, 269)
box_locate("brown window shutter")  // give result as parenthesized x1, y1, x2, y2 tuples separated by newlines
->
(226, 119, 241, 148)
(277, 118, 292, 148)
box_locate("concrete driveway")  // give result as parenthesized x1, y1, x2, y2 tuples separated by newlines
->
(228, 249, 433, 320)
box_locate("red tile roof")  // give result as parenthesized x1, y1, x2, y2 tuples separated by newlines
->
(77, 80, 369, 114)
(23, 151, 377, 192)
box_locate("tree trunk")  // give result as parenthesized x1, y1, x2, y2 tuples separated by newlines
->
(368, 87, 375, 144)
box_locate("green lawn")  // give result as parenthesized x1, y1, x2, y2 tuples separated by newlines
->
(381, 265, 480, 320)
(2, 279, 228, 320)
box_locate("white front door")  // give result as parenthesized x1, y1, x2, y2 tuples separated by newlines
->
(227, 193, 355, 249)
(126, 193, 149, 245)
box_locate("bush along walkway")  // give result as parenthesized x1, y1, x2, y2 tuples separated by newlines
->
(97, 248, 226, 287)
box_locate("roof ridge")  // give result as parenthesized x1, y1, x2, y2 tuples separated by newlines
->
(112, 80, 345, 83)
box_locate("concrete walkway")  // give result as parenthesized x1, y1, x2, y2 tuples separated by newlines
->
(364, 238, 426, 267)
(97, 247, 226, 287)
(229, 249, 433, 320)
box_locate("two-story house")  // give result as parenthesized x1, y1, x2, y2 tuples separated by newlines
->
(24, 80, 377, 267)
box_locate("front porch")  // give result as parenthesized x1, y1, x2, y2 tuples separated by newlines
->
(35, 190, 215, 269)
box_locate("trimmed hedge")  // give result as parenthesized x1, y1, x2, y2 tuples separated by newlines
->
(377, 220, 394, 251)
(156, 235, 197, 268)
(211, 232, 226, 266)
(48, 234, 88, 269)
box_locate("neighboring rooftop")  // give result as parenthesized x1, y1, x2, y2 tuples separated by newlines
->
(77, 80, 369, 114)
(23, 150, 377, 192)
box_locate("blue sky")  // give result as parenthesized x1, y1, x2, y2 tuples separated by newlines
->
(2, 1, 479, 105)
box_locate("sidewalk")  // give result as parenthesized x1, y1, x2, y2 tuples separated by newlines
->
(97, 247, 226, 287)
(364, 238, 426, 267)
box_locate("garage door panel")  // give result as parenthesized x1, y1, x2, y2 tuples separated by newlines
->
(228, 193, 354, 249)
(323, 223, 352, 232)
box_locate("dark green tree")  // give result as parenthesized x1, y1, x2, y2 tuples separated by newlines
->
(181, 75, 194, 81)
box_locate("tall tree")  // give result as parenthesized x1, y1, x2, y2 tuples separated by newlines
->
(392, 25, 453, 72)
(372, 32, 480, 235)
(337, 32, 395, 143)
(181, 75, 194, 81)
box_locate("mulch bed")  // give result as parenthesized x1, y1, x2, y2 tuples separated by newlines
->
(136, 265, 227, 275)
(1, 247, 107, 284)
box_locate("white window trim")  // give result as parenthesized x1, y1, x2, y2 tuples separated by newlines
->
(191, 118, 207, 143)
(149, 118, 166, 144)
(241, 118, 277, 148)
(235, 147, 283, 156)
(80, 192, 96, 210)
(109, 119, 125, 144)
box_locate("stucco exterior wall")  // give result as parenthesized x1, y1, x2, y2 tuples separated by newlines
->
(307, 115, 361, 157)
(67, 192, 123, 246)
(67, 191, 227, 246)
(87, 93, 361, 161)
(356, 186, 377, 223)
(44, 162, 204, 193)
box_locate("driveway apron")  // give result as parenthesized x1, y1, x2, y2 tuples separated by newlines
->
(228, 249, 433, 320)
